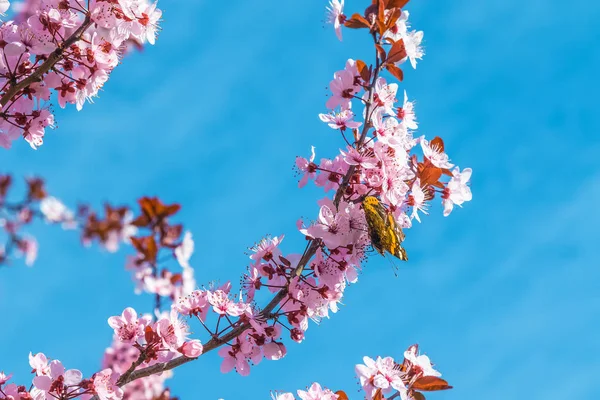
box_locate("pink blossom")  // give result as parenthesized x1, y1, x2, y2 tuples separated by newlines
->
(206, 290, 248, 316)
(397, 91, 418, 130)
(404, 30, 424, 69)
(404, 345, 442, 377)
(32, 360, 82, 400)
(326, 60, 360, 110)
(319, 110, 362, 131)
(305, 202, 350, 249)
(409, 179, 428, 222)
(250, 235, 284, 263)
(180, 340, 203, 358)
(296, 146, 317, 188)
(442, 167, 472, 216)
(0, 371, 12, 385)
(29, 352, 50, 376)
(263, 342, 287, 360)
(156, 310, 191, 353)
(217, 338, 254, 376)
(93, 369, 123, 400)
(107, 307, 147, 344)
(340, 147, 377, 169)
(174, 289, 209, 319)
(372, 77, 398, 116)
(325, 0, 345, 41)
(271, 392, 295, 400)
(420, 136, 454, 168)
(355, 356, 406, 399)
(297, 382, 338, 400)
(20, 236, 38, 266)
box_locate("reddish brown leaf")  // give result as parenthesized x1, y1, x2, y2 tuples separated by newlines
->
(356, 59, 371, 82)
(344, 13, 370, 29)
(373, 389, 385, 400)
(387, 39, 407, 64)
(26, 177, 46, 200)
(144, 325, 155, 343)
(0, 175, 11, 197)
(386, 63, 404, 81)
(385, 7, 402, 31)
(419, 165, 443, 186)
(412, 376, 453, 392)
(375, 43, 386, 61)
(279, 255, 291, 267)
(411, 392, 426, 400)
(170, 273, 183, 284)
(335, 391, 349, 400)
(441, 168, 453, 177)
(430, 136, 445, 152)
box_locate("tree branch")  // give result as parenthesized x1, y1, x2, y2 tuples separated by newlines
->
(0, 15, 92, 107)
(89, 29, 387, 400)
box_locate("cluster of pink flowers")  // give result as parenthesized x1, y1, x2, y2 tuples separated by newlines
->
(108, 307, 202, 360)
(0, 352, 124, 400)
(0, 2, 468, 400)
(271, 382, 339, 400)
(271, 345, 450, 400)
(0, 0, 162, 149)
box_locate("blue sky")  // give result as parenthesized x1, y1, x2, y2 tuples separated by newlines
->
(1, 0, 600, 399)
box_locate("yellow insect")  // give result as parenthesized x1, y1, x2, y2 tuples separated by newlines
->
(362, 195, 408, 261)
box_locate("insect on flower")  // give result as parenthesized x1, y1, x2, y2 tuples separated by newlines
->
(362, 195, 408, 262)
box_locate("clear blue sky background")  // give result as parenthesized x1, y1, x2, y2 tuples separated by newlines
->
(1, 0, 599, 399)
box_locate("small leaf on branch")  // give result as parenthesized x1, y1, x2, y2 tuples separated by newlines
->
(411, 392, 426, 400)
(386, 39, 407, 64)
(418, 164, 443, 187)
(412, 376, 453, 392)
(344, 13, 371, 29)
(376, 43, 387, 61)
(335, 391, 349, 400)
(430, 136, 445, 152)
(386, 63, 404, 81)
(356, 59, 371, 82)
(385, 7, 402, 31)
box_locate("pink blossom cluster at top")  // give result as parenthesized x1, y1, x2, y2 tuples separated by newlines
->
(271, 344, 451, 400)
(0, 0, 162, 149)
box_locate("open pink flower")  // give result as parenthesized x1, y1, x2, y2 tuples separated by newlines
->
(297, 382, 338, 400)
(0, 371, 12, 385)
(29, 352, 50, 376)
(442, 167, 472, 216)
(306, 203, 351, 249)
(420, 136, 453, 169)
(326, 60, 360, 110)
(325, 0, 345, 41)
(271, 392, 295, 400)
(296, 146, 317, 188)
(409, 179, 428, 222)
(404, 345, 442, 377)
(32, 360, 82, 400)
(397, 90, 417, 130)
(319, 109, 361, 131)
(156, 310, 191, 353)
(107, 307, 146, 344)
(93, 369, 123, 400)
